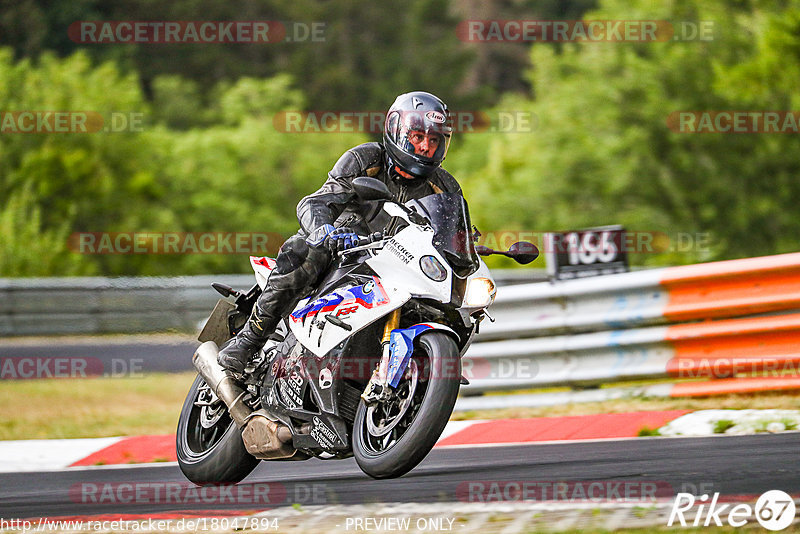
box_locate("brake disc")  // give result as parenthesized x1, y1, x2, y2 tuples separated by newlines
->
(366, 360, 419, 437)
(196, 385, 225, 429)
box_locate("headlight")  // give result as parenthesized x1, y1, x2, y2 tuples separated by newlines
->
(420, 255, 447, 282)
(463, 277, 496, 307)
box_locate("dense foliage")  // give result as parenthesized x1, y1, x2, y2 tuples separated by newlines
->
(1, 0, 799, 275)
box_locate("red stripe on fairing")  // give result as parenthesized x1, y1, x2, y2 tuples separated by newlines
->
(292, 276, 391, 322)
(250, 256, 276, 270)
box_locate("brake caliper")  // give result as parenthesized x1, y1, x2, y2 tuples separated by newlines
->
(361, 324, 433, 404)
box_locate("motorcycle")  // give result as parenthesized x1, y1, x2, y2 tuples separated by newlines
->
(176, 177, 538, 483)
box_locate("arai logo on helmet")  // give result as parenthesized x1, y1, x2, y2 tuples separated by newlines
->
(426, 110, 446, 124)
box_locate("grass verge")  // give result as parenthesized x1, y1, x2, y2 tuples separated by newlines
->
(0, 371, 196, 440)
(0, 374, 798, 440)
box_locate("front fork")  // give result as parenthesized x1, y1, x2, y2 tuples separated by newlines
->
(361, 308, 401, 404)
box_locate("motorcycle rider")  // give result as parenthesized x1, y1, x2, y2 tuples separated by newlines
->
(218, 91, 463, 374)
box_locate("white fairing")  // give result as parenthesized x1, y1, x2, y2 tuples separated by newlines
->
(251, 202, 494, 359)
(462, 258, 495, 311)
(250, 256, 276, 289)
(288, 278, 411, 358)
(366, 226, 452, 304)
(287, 225, 454, 358)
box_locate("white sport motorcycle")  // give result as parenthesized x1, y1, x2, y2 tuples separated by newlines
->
(177, 177, 537, 483)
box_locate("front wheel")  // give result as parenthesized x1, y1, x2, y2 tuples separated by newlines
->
(353, 332, 460, 479)
(176, 374, 259, 485)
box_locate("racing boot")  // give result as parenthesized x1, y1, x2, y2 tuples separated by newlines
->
(217, 304, 279, 374)
(217, 277, 306, 374)
(218, 231, 332, 374)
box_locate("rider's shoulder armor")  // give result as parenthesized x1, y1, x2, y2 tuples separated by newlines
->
(310, 142, 464, 234)
(430, 167, 461, 195)
(329, 142, 384, 180)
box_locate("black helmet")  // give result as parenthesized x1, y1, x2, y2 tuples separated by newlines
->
(384, 91, 452, 179)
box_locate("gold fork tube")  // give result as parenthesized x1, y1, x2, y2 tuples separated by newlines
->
(382, 308, 401, 343)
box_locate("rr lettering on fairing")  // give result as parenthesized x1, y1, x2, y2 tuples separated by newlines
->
(290, 276, 389, 323)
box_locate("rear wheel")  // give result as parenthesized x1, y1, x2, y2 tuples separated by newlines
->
(353, 332, 460, 479)
(176, 374, 259, 485)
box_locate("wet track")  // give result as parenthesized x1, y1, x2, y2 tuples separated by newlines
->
(1, 434, 798, 519)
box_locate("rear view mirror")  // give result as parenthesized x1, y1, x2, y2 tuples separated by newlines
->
(474, 241, 539, 264)
(352, 177, 393, 202)
(506, 241, 539, 264)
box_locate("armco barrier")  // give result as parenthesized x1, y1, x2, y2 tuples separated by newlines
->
(0, 275, 255, 336)
(479, 252, 800, 340)
(3, 254, 800, 397)
(461, 252, 800, 393)
(0, 270, 546, 337)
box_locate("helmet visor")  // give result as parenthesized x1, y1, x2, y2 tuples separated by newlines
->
(386, 110, 451, 164)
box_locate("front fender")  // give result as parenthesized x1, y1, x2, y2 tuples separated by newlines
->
(386, 322, 460, 388)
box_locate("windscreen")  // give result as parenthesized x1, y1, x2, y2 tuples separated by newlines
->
(406, 193, 479, 278)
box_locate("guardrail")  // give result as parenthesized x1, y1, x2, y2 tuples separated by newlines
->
(0, 270, 547, 337)
(3, 254, 799, 399)
(461, 252, 800, 394)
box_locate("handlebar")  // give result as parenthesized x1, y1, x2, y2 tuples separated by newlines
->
(336, 231, 385, 254)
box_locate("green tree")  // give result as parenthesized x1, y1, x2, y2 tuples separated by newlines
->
(0, 48, 366, 276)
(450, 0, 800, 267)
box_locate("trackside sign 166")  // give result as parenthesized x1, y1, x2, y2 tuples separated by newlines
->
(544, 225, 629, 281)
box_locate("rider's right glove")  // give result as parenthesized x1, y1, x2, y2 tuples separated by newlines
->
(326, 227, 360, 252)
(305, 225, 360, 252)
(305, 224, 336, 248)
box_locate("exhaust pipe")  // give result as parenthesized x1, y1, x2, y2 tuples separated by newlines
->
(192, 341, 296, 459)
(192, 341, 252, 428)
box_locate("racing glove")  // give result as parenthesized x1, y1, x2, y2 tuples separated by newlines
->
(327, 227, 360, 251)
(305, 224, 336, 248)
(305, 224, 360, 252)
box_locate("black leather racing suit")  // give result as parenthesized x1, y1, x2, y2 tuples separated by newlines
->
(253, 141, 463, 325)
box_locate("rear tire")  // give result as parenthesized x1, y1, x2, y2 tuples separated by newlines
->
(176, 374, 259, 485)
(353, 332, 460, 479)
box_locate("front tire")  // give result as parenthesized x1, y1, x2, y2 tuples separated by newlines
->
(176, 374, 259, 485)
(353, 332, 460, 479)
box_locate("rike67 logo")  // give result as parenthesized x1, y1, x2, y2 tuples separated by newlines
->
(668, 490, 796, 530)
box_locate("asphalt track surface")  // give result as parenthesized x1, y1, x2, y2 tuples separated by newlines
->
(1, 434, 798, 520)
(0, 337, 198, 374)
